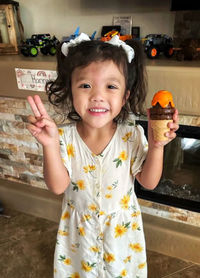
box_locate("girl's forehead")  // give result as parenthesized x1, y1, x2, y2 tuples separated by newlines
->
(72, 60, 124, 77)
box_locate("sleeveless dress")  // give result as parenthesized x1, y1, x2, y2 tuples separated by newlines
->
(54, 119, 148, 278)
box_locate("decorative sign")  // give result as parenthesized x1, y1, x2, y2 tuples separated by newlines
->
(15, 68, 57, 92)
(113, 16, 132, 35)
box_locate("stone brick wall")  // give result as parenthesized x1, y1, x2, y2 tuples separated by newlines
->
(0, 96, 59, 189)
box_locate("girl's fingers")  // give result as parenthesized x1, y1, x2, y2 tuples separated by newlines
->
(168, 122, 179, 131)
(27, 123, 42, 136)
(34, 117, 56, 129)
(33, 95, 50, 118)
(27, 115, 37, 124)
(173, 109, 179, 123)
(27, 95, 50, 119)
(27, 96, 41, 118)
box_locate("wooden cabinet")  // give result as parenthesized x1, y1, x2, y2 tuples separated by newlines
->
(0, 4, 18, 55)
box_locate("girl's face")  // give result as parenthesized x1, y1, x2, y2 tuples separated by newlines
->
(71, 60, 129, 130)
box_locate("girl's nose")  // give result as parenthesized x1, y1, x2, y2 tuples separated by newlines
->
(90, 89, 104, 102)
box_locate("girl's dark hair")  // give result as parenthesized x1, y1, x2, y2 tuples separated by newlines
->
(46, 39, 147, 122)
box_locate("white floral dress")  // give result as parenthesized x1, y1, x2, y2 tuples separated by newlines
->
(54, 119, 148, 278)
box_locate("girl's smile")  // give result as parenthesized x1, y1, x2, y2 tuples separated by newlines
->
(71, 60, 129, 130)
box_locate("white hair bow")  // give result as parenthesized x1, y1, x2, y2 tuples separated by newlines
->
(61, 33, 90, 56)
(61, 33, 134, 63)
(106, 35, 135, 63)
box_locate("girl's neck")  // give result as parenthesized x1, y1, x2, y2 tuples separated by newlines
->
(76, 121, 117, 155)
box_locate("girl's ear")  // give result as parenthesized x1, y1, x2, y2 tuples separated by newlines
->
(123, 90, 130, 105)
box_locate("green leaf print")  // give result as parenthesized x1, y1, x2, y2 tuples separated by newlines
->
(124, 221, 131, 229)
(127, 187, 133, 196)
(72, 182, 78, 192)
(113, 158, 123, 168)
(58, 255, 66, 261)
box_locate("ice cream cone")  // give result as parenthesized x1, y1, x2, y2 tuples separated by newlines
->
(151, 119, 173, 141)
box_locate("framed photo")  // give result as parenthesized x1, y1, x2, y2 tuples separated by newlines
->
(113, 16, 132, 35)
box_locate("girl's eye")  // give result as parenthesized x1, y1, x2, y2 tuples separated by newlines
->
(108, 85, 117, 89)
(79, 83, 91, 89)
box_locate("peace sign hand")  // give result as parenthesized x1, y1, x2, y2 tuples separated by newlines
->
(27, 95, 59, 147)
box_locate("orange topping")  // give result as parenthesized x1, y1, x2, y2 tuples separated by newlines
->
(151, 90, 175, 108)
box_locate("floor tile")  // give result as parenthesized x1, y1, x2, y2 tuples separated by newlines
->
(147, 250, 193, 278)
(164, 264, 200, 278)
(0, 227, 57, 278)
(0, 209, 58, 245)
(1, 209, 198, 278)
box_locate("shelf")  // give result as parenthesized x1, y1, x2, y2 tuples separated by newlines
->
(0, 54, 200, 116)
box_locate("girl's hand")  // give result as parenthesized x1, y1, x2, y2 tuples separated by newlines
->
(147, 108, 179, 148)
(27, 95, 59, 146)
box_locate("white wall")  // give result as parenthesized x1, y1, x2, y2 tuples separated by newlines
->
(18, 0, 175, 40)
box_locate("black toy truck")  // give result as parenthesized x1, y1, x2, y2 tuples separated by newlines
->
(143, 34, 174, 59)
(20, 34, 59, 57)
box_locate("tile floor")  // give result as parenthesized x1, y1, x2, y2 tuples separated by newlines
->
(0, 208, 200, 278)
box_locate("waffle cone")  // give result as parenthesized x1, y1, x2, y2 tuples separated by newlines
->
(151, 120, 173, 141)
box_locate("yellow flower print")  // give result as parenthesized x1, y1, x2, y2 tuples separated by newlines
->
(77, 180, 85, 190)
(132, 222, 140, 231)
(58, 230, 69, 236)
(120, 195, 130, 210)
(64, 258, 71, 265)
(90, 246, 100, 253)
(72, 180, 86, 192)
(67, 200, 75, 210)
(83, 164, 96, 173)
(105, 193, 112, 199)
(123, 255, 131, 263)
(103, 253, 115, 263)
(81, 214, 91, 222)
(113, 151, 128, 167)
(78, 226, 85, 236)
(120, 269, 127, 276)
(122, 131, 133, 142)
(88, 203, 97, 212)
(131, 211, 141, 217)
(129, 243, 143, 252)
(99, 211, 105, 216)
(138, 262, 146, 269)
(114, 222, 130, 238)
(61, 211, 70, 220)
(70, 243, 80, 253)
(106, 180, 118, 191)
(89, 165, 96, 171)
(119, 151, 128, 161)
(67, 144, 75, 158)
(58, 128, 64, 136)
(81, 260, 96, 272)
(97, 232, 104, 241)
(59, 255, 71, 265)
(71, 273, 80, 278)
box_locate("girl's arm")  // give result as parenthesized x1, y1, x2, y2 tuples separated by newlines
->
(27, 95, 70, 195)
(136, 109, 179, 190)
(136, 145, 164, 190)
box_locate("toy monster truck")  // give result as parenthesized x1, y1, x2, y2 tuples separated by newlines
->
(143, 34, 174, 59)
(101, 30, 132, 42)
(20, 34, 59, 57)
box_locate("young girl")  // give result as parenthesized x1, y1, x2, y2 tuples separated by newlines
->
(27, 34, 179, 278)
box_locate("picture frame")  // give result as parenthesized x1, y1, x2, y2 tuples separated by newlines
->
(113, 16, 132, 35)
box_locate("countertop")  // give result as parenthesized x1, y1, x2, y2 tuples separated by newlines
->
(0, 54, 200, 116)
